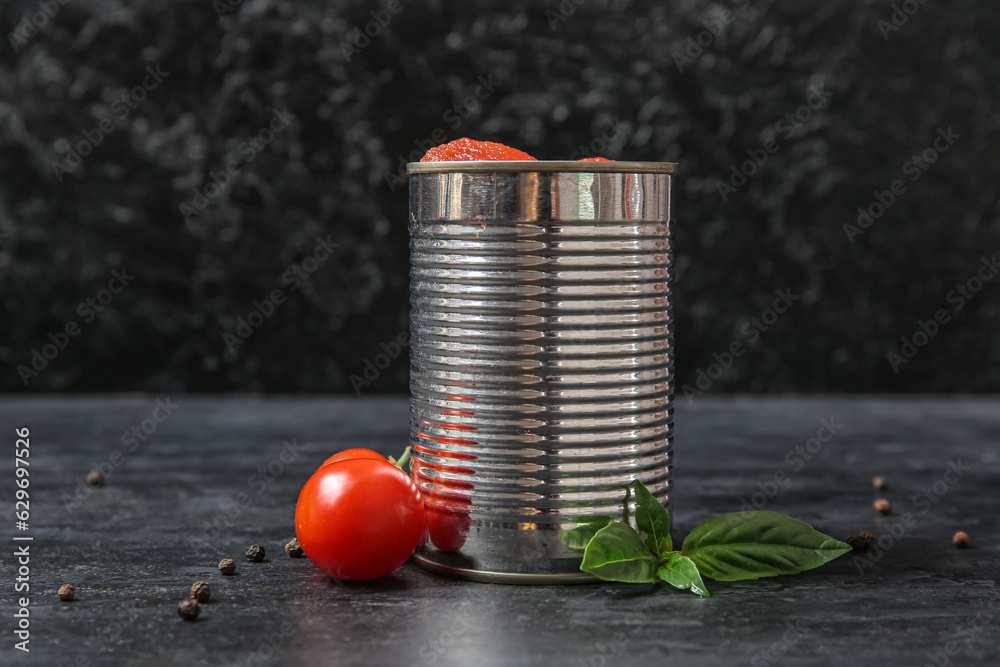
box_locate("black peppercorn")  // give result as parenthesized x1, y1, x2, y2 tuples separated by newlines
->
(846, 531, 877, 552)
(245, 544, 265, 562)
(178, 598, 201, 620)
(190, 581, 211, 602)
(218, 558, 236, 575)
(86, 470, 104, 487)
(58, 584, 75, 601)
(285, 538, 304, 558)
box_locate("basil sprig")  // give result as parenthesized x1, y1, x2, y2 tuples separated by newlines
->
(580, 522, 659, 582)
(561, 481, 850, 596)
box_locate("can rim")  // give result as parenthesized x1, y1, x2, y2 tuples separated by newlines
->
(407, 160, 678, 175)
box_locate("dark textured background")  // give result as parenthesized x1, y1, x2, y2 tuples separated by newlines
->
(0, 0, 997, 394)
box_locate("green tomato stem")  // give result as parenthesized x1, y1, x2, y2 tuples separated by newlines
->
(395, 446, 413, 473)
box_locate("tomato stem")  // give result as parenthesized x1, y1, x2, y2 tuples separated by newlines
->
(394, 446, 413, 473)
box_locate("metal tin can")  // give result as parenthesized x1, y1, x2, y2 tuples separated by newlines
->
(407, 160, 677, 583)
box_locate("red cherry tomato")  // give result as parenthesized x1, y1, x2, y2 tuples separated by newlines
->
(319, 448, 387, 469)
(412, 458, 471, 552)
(295, 459, 425, 580)
(425, 503, 471, 552)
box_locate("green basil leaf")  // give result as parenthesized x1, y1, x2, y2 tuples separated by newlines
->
(626, 480, 671, 553)
(680, 511, 852, 581)
(560, 516, 614, 551)
(658, 552, 710, 597)
(581, 522, 658, 583)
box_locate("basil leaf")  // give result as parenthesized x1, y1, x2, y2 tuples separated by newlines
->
(658, 552, 710, 597)
(626, 480, 671, 553)
(680, 511, 852, 581)
(581, 522, 659, 583)
(560, 516, 614, 551)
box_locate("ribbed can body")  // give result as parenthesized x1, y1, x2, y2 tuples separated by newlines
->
(407, 163, 676, 582)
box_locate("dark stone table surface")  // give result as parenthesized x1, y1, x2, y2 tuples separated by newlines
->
(1, 396, 997, 667)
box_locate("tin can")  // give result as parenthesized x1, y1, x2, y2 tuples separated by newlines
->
(407, 160, 677, 583)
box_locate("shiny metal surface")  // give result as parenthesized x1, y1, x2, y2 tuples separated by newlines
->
(411, 551, 599, 585)
(407, 163, 676, 581)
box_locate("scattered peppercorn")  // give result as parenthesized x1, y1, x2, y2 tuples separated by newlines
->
(190, 581, 211, 602)
(872, 475, 888, 491)
(218, 558, 236, 575)
(177, 598, 201, 621)
(873, 498, 892, 516)
(245, 544, 266, 562)
(846, 531, 877, 552)
(86, 470, 104, 487)
(285, 538, 304, 558)
(57, 584, 75, 601)
(953, 531, 971, 548)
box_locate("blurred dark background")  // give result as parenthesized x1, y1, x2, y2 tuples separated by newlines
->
(0, 0, 997, 394)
